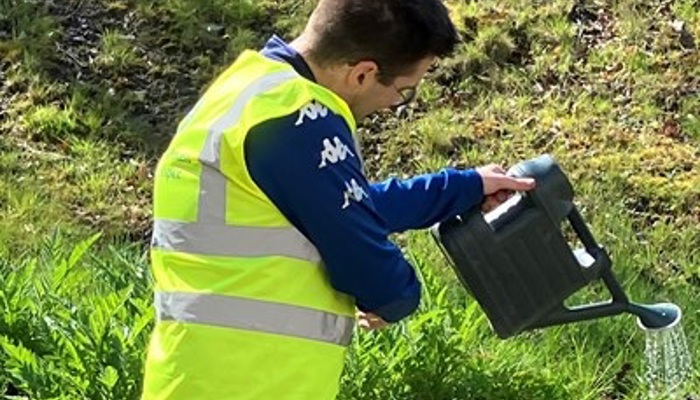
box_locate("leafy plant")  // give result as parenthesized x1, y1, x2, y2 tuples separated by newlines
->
(0, 234, 153, 399)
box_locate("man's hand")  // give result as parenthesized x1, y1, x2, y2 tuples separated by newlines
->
(476, 164, 535, 195)
(481, 189, 514, 212)
(356, 311, 389, 331)
(477, 164, 536, 212)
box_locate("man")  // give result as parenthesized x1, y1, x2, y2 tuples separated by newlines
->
(141, 0, 535, 399)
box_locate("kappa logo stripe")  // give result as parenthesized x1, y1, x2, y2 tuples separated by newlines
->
(295, 100, 329, 126)
(319, 136, 356, 168)
(341, 179, 369, 209)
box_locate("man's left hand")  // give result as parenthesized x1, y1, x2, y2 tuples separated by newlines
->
(356, 311, 389, 330)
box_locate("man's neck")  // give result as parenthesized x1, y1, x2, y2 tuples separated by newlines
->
(290, 35, 351, 102)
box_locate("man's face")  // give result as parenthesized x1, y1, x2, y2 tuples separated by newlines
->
(348, 56, 436, 121)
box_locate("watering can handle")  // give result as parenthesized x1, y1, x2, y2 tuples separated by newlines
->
(565, 206, 623, 285)
(567, 207, 601, 255)
(566, 207, 605, 278)
(530, 205, 632, 331)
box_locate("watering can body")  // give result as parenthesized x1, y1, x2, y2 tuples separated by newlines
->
(432, 154, 626, 338)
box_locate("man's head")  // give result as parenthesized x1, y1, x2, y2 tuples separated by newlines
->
(293, 0, 459, 120)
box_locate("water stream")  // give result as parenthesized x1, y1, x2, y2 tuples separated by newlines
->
(640, 314, 693, 399)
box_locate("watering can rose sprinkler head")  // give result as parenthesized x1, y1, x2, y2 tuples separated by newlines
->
(630, 302, 682, 331)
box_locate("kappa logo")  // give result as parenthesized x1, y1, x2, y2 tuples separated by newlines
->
(341, 179, 369, 209)
(295, 100, 329, 126)
(319, 136, 355, 168)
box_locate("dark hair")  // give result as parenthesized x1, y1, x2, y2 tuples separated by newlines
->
(306, 0, 459, 84)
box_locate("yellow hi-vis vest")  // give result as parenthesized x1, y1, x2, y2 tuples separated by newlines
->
(141, 50, 357, 400)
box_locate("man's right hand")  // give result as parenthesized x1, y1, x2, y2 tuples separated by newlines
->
(481, 189, 514, 213)
(476, 164, 535, 196)
(477, 164, 535, 212)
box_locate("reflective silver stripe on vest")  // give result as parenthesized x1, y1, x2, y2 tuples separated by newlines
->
(198, 69, 299, 224)
(152, 68, 322, 262)
(152, 219, 321, 262)
(155, 291, 354, 346)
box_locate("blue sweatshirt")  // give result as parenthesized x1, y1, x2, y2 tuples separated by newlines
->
(244, 36, 484, 322)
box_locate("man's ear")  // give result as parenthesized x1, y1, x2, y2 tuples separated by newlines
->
(347, 60, 379, 91)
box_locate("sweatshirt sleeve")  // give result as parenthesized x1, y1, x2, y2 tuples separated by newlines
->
(369, 169, 484, 233)
(244, 104, 420, 322)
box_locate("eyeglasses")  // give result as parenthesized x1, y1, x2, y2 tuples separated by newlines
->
(392, 84, 418, 108)
(371, 59, 419, 108)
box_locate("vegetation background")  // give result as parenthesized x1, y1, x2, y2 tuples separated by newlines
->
(0, 0, 698, 398)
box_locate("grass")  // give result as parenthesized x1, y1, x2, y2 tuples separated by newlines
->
(95, 29, 142, 72)
(1, 0, 699, 398)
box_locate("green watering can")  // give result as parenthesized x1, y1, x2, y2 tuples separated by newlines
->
(432, 154, 679, 339)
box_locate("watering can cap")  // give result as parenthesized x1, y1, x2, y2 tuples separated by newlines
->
(507, 154, 558, 178)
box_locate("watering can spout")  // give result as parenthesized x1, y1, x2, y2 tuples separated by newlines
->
(629, 302, 681, 330)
